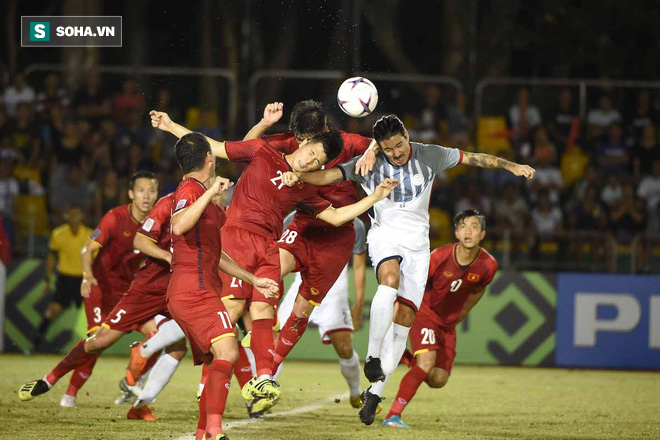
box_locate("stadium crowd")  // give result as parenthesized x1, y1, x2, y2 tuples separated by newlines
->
(0, 73, 658, 272)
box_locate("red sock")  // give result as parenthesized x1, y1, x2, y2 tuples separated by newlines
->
(251, 318, 275, 377)
(234, 345, 253, 388)
(46, 339, 97, 386)
(200, 363, 211, 388)
(65, 355, 98, 397)
(386, 365, 428, 419)
(273, 313, 309, 372)
(195, 376, 207, 440)
(204, 360, 233, 437)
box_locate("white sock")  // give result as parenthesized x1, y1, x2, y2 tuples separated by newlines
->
(381, 323, 411, 375)
(140, 320, 186, 357)
(273, 362, 284, 381)
(338, 351, 361, 397)
(135, 354, 180, 406)
(369, 374, 390, 397)
(366, 285, 398, 359)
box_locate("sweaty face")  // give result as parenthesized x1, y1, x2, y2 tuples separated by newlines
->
(291, 142, 327, 173)
(129, 178, 158, 214)
(454, 216, 485, 250)
(379, 134, 411, 166)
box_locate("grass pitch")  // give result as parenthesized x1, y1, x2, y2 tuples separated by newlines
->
(1, 354, 659, 439)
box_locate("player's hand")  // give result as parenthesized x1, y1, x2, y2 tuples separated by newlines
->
(253, 277, 280, 299)
(351, 303, 364, 331)
(262, 102, 284, 126)
(165, 253, 172, 265)
(373, 178, 400, 200)
(355, 146, 378, 177)
(149, 110, 174, 132)
(210, 176, 234, 195)
(81, 274, 98, 298)
(282, 172, 300, 187)
(511, 164, 535, 180)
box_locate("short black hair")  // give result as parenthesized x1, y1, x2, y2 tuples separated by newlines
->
(309, 128, 343, 163)
(289, 100, 326, 138)
(453, 209, 486, 230)
(175, 132, 212, 174)
(373, 115, 406, 145)
(129, 170, 157, 190)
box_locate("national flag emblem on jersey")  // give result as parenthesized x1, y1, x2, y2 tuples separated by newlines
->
(467, 273, 480, 282)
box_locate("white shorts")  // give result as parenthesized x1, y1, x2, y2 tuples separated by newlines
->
(278, 265, 353, 344)
(367, 228, 430, 310)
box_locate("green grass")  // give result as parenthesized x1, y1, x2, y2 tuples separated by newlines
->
(1, 354, 659, 439)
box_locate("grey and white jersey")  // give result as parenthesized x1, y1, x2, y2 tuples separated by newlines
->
(283, 212, 368, 255)
(338, 142, 461, 251)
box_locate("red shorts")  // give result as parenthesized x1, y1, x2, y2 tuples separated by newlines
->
(220, 225, 281, 306)
(103, 289, 169, 333)
(167, 289, 235, 365)
(409, 309, 456, 374)
(278, 221, 355, 306)
(84, 284, 123, 333)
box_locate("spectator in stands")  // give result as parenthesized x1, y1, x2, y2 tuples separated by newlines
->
(482, 148, 520, 191)
(49, 164, 93, 223)
(609, 182, 645, 244)
(74, 71, 111, 127)
(637, 159, 660, 233)
(626, 90, 657, 145)
(455, 181, 491, 215)
(587, 93, 622, 142)
(6, 103, 41, 167)
(52, 119, 85, 170)
(36, 73, 69, 119)
(494, 182, 529, 231)
(570, 185, 609, 231)
(527, 144, 563, 205)
(446, 90, 470, 149)
(632, 125, 658, 179)
(2, 74, 36, 118)
(0, 156, 19, 242)
(547, 87, 579, 152)
(597, 123, 630, 176)
(86, 131, 113, 181)
(113, 107, 150, 151)
(601, 173, 623, 208)
(417, 85, 443, 143)
(94, 169, 125, 221)
(509, 87, 542, 144)
(576, 167, 599, 201)
(0, 106, 8, 139)
(531, 190, 562, 237)
(199, 109, 222, 140)
(113, 77, 145, 125)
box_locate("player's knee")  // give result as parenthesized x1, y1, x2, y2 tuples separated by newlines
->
(416, 356, 435, 373)
(166, 340, 188, 360)
(84, 338, 106, 354)
(393, 304, 415, 327)
(379, 273, 400, 289)
(293, 297, 314, 318)
(427, 369, 449, 388)
(334, 342, 353, 359)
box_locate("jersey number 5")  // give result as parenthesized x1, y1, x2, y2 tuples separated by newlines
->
(450, 279, 462, 292)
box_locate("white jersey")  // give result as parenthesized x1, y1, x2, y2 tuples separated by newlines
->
(338, 142, 461, 251)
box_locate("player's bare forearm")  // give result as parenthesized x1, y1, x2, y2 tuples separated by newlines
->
(44, 251, 56, 282)
(352, 252, 366, 306)
(299, 168, 344, 186)
(134, 233, 171, 263)
(461, 151, 535, 179)
(457, 288, 486, 323)
(243, 119, 273, 141)
(317, 193, 378, 227)
(218, 252, 256, 286)
(167, 120, 228, 160)
(171, 190, 215, 236)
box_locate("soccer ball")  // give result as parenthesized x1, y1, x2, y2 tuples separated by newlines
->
(337, 77, 378, 118)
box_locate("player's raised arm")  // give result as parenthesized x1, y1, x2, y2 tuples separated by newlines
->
(218, 252, 279, 299)
(460, 150, 535, 179)
(282, 167, 344, 187)
(171, 177, 233, 235)
(243, 102, 284, 140)
(134, 233, 171, 264)
(317, 178, 399, 227)
(150, 110, 229, 159)
(80, 239, 101, 297)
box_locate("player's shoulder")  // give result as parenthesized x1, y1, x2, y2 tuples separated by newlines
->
(431, 243, 455, 260)
(339, 130, 370, 143)
(478, 247, 498, 271)
(264, 132, 294, 142)
(176, 178, 204, 194)
(155, 192, 176, 206)
(104, 204, 130, 221)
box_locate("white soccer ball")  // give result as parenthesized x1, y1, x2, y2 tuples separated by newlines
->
(337, 77, 378, 118)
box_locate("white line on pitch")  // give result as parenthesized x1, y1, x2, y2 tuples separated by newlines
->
(176, 392, 350, 439)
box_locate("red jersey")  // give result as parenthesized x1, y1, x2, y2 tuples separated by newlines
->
(130, 193, 174, 295)
(224, 138, 332, 239)
(168, 178, 226, 294)
(90, 205, 144, 293)
(421, 243, 498, 328)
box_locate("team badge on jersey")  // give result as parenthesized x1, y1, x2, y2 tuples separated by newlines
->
(467, 273, 480, 282)
(123, 231, 132, 236)
(443, 271, 454, 278)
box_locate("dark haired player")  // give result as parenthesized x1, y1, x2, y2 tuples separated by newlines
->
(167, 132, 279, 440)
(19, 172, 158, 405)
(382, 210, 497, 428)
(283, 114, 534, 425)
(150, 109, 397, 408)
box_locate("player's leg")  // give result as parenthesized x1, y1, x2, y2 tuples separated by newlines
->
(33, 275, 80, 351)
(32, 301, 63, 351)
(133, 337, 188, 408)
(365, 257, 401, 382)
(203, 333, 238, 438)
(84, 325, 126, 353)
(329, 330, 362, 406)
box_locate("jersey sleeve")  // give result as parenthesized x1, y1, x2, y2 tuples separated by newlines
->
(49, 230, 62, 252)
(418, 144, 462, 175)
(336, 156, 365, 184)
(225, 139, 267, 163)
(344, 133, 374, 157)
(138, 197, 170, 242)
(427, 248, 443, 283)
(90, 211, 118, 248)
(173, 183, 202, 215)
(352, 217, 367, 254)
(299, 190, 332, 217)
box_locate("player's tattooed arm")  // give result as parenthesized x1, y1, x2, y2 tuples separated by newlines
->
(243, 102, 284, 140)
(80, 239, 101, 297)
(150, 110, 229, 159)
(134, 233, 171, 264)
(461, 151, 535, 179)
(218, 252, 280, 298)
(456, 288, 487, 324)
